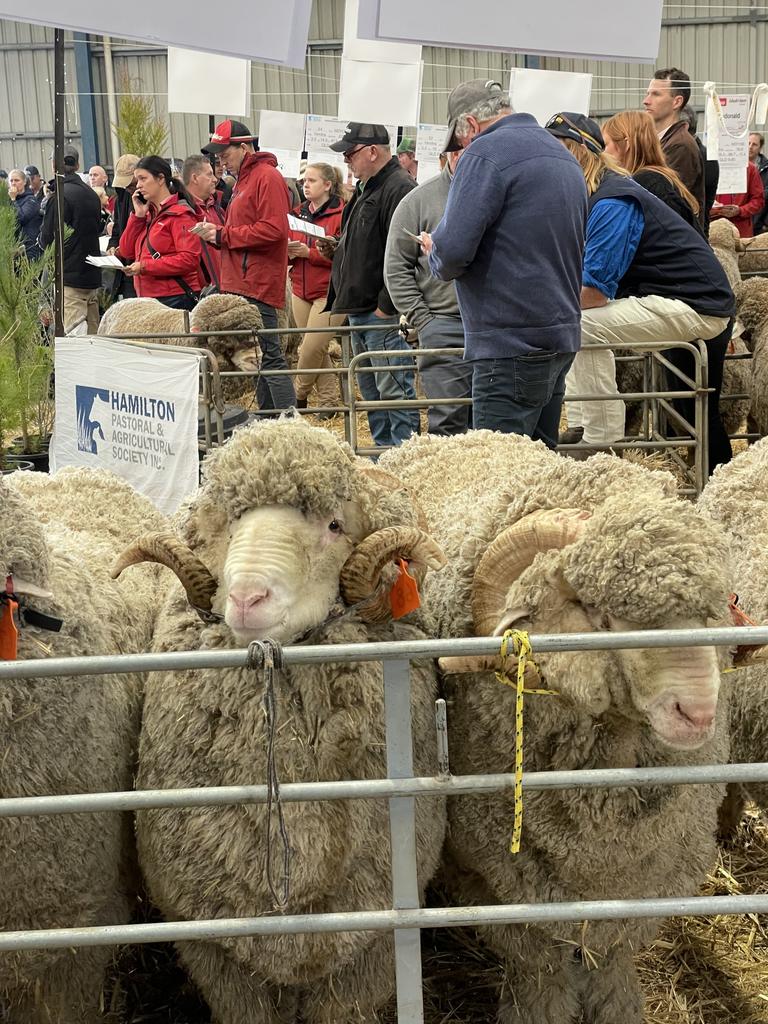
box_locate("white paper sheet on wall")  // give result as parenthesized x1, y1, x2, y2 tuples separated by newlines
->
(258, 110, 307, 153)
(271, 149, 303, 179)
(508, 69, 592, 126)
(356, 0, 663, 63)
(306, 114, 397, 153)
(338, 58, 422, 127)
(714, 94, 750, 194)
(415, 123, 448, 164)
(168, 48, 250, 116)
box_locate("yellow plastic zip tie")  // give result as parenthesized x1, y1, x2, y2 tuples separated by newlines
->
(495, 629, 535, 855)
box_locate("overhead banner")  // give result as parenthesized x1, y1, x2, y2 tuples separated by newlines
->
(0, 0, 311, 66)
(509, 68, 592, 126)
(356, 0, 663, 63)
(338, 58, 423, 125)
(168, 48, 251, 116)
(51, 338, 200, 515)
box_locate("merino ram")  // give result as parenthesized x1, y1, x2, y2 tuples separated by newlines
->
(699, 436, 768, 833)
(111, 417, 447, 1024)
(98, 293, 262, 401)
(0, 467, 167, 1023)
(733, 276, 768, 436)
(381, 431, 731, 1024)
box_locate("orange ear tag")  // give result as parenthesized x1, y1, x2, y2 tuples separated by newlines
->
(0, 599, 19, 661)
(389, 559, 421, 619)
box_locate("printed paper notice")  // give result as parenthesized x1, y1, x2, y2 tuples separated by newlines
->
(716, 94, 750, 194)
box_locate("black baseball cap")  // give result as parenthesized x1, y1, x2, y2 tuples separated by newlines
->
(202, 119, 256, 155)
(545, 112, 604, 155)
(24, 165, 40, 177)
(329, 122, 391, 153)
(443, 79, 506, 152)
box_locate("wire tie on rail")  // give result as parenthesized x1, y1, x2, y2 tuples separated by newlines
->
(247, 639, 291, 910)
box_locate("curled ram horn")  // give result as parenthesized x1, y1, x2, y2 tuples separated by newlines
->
(339, 525, 446, 624)
(472, 508, 592, 639)
(111, 532, 218, 613)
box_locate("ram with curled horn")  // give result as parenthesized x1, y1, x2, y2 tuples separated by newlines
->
(112, 418, 447, 1024)
(380, 429, 733, 1024)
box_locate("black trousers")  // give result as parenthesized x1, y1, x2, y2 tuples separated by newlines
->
(664, 317, 734, 476)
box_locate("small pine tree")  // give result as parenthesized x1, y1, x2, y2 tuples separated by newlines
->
(113, 72, 169, 156)
(0, 189, 55, 466)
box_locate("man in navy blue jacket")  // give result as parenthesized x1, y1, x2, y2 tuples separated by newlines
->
(422, 80, 588, 448)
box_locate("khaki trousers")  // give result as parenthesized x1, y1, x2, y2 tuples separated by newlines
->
(63, 286, 101, 334)
(567, 294, 730, 445)
(292, 293, 344, 404)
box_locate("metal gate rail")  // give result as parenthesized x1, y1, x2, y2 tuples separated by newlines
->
(1, 626, 767, 1022)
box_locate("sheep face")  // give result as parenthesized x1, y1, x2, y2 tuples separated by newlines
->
(112, 420, 445, 639)
(221, 502, 363, 641)
(456, 497, 729, 751)
(189, 294, 263, 379)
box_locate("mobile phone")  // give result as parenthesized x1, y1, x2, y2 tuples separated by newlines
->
(402, 228, 422, 242)
(134, 191, 148, 205)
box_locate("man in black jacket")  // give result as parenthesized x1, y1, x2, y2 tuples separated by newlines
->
(319, 123, 418, 448)
(39, 145, 102, 332)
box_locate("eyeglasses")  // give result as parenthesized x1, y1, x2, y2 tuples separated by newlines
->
(343, 146, 368, 163)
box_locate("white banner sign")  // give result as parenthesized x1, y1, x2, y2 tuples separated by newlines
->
(356, 0, 663, 63)
(258, 110, 307, 152)
(51, 338, 200, 515)
(715, 94, 750, 194)
(0, 0, 311, 66)
(509, 68, 592, 126)
(338, 58, 422, 125)
(305, 114, 397, 162)
(168, 48, 251, 116)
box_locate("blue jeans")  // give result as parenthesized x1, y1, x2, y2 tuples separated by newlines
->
(472, 351, 576, 449)
(246, 298, 296, 411)
(418, 316, 472, 435)
(349, 311, 419, 447)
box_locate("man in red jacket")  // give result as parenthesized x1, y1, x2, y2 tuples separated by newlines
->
(199, 119, 295, 410)
(183, 154, 225, 290)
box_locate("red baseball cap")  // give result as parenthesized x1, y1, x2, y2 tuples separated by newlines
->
(202, 119, 256, 155)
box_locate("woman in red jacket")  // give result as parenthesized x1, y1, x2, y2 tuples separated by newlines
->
(118, 155, 203, 309)
(711, 160, 765, 238)
(288, 163, 346, 414)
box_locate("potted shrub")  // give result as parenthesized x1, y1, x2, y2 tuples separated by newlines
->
(0, 187, 55, 472)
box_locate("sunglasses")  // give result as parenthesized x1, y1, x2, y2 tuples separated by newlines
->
(343, 145, 370, 162)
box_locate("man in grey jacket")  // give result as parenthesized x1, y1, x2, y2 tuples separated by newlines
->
(384, 150, 471, 435)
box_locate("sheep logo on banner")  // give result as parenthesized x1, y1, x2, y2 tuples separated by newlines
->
(75, 385, 111, 454)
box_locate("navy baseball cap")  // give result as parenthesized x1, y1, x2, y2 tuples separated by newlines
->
(545, 112, 604, 155)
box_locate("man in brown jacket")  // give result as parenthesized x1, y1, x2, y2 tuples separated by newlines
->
(644, 67, 705, 227)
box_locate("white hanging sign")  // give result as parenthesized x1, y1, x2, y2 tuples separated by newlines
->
(271, 149, 303, 179)
(508, 68, 592, 126)
(714, 94, 750, 194)
(0, 0, 310, 67)
(356, 0, 663, 63)
(51, 338, 200, 516)
(415, 124, 447, 182)
(338, 58, 422, 126)
(305, 114, 397, 157)
(258, 110, 307, 153)
(168, 48, 251, 116)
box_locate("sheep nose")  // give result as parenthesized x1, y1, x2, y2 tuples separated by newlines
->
(675, 701, 715, 731)
(228, 587, 270, 612)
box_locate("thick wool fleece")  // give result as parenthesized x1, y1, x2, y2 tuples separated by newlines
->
(138, 419, 445, 1024)
(382, 432, 730, 1024)
(0, 470, 168, 1023)
(700, 436, 768, 809)
(734, 278, 768, 435)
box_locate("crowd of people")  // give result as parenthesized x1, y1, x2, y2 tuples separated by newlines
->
(2, 64, 764, 473)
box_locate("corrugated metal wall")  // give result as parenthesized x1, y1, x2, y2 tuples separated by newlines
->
(0, 0, 766, 174)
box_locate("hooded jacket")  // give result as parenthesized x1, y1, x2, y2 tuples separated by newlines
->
(289, 195, 345, 302)
(215, 150, 290, 309)
(39, 171, 102, 288)
(119, 192, 203, 299)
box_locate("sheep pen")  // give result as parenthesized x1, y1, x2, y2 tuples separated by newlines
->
(97, 293, 262, 403)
